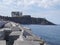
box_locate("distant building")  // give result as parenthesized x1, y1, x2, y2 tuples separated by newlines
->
(11, 11, 22, 17)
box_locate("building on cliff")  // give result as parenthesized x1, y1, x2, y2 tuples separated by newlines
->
(0, 11, 55, 25)
(11, 11, 22, 17)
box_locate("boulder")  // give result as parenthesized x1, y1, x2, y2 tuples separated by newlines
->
(13, 40, 40, 45)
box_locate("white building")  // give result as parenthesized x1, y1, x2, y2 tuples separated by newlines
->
(11, 11, 22, 17)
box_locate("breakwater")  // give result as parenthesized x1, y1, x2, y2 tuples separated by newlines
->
(0, 21, 47, 45)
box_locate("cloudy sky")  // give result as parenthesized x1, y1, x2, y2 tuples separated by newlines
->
(0, 0, 60, 24)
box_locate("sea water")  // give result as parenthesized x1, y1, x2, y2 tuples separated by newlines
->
(23, 25, 60, 45)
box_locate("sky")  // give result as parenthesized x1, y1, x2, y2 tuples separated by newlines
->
(0, 0, 60, 24)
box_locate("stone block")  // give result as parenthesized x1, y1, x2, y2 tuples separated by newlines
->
(0, 40, 6, 45)
(9, 31, 21, 40)
(13, 40, 40, 45)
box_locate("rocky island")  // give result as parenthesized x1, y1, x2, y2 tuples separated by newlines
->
(0, 11, 55, 25)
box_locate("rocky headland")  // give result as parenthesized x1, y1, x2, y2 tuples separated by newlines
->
(0, 15, 55, 25)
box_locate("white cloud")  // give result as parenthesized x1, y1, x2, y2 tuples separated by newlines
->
(0, 0, 60, 8)
(0, 0, 14, 8)
(0, 0, 14, 5)
(22, 0, 60, 8)
(2, 0, 13, 5)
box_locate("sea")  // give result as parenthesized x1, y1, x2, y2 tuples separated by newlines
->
(23, 25, 60, 45)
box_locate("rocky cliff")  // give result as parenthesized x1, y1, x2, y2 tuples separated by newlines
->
(0, 15, 55, 25)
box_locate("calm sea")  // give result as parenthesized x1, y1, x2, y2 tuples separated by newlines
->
(23, 25, 60, 45)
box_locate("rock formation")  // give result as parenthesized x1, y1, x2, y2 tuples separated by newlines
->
(0, 15, 55, 25)
(0, 21, 47, 45)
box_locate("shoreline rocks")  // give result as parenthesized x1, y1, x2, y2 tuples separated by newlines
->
(0, 21, 47, 45)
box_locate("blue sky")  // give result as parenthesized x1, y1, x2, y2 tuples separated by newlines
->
(0, 0, 60, 24)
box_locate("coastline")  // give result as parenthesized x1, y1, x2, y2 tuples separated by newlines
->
(0, 15, 55, 25)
